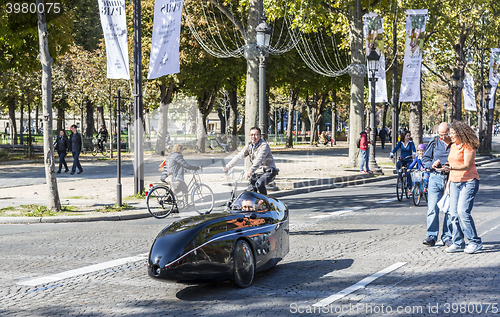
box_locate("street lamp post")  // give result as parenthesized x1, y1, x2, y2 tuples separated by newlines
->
(256, 16, 271, 139)
(483, 81, 492, 155)
(367, 49, 382, 174)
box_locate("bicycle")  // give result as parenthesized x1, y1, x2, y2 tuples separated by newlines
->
(92, 137, 108, 156)
(411, 169, 428, 206)
(146, 169, 214, 219)
(222, 169, 246, 212)
(396, 155, 412, 202)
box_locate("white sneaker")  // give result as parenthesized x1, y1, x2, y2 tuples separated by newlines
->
(445, 244, 464, 253)
(464, 243, 483, 254)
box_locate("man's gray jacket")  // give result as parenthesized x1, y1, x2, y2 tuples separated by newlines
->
(226, 140, 277, 175)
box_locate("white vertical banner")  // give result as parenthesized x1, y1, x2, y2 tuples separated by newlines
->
(98, 0, 130, 79)
(463, 61, 477, 111)
(364, 12, 388, 103)
(488, 49, 500, 109)
(399, 9, 428, 102)
(147, 0, 184, 80)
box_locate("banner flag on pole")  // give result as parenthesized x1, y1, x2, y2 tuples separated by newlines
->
(463, 60, 477, 112)
(488, 49, 500, 109)
(98, 0, 130, 80)
(147, 0, 184, 79)
(399, 9, 428, 102)
(364, 12, 388, 103)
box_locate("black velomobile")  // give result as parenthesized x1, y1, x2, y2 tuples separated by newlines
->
(147, 191, 289, 288)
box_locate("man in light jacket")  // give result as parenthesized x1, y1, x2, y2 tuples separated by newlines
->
(223, 127, 278, 195)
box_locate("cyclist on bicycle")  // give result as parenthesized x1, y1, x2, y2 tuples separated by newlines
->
(160, 144, 201, 205)
(390, 130, 416, 192)
(223, 126, 278, 195)
(408, 144, 430, 192)
(97, 124, 108, 151)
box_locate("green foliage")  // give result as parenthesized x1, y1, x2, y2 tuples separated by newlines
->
(95, 203, 135, 213)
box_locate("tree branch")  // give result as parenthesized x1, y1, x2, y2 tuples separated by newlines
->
(204, 0, 246, 39)
(320, 1, 344, 15)
(422, 61, 449, 86)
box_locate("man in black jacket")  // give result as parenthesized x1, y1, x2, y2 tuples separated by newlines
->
(97, 125, 108, 151)
(69, 125, 83, 175)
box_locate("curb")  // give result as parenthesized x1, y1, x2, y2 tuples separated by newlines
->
(1, 156, 498, 224)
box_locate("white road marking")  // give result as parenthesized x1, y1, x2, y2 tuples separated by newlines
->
(313, 262, 407, 307)
(376, 198, 398, 204)
(480, 224, 500, 237)
(17, 253, 149, 287)
(310, 206, 366, 219)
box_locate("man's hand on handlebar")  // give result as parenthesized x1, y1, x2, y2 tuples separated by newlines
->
(222, 166, 229, 173)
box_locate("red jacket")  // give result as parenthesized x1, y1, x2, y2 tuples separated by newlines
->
(360, 131, 369, 151)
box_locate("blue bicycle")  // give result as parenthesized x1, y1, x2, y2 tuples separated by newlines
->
(411, 170, 428, 206)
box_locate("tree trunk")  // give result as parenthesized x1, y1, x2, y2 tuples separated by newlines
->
(8, 97, 18, 145)
(243, 0, 259, 145)
(409, 101, 423, 146)
(97, 106, 105, 129)
(382, 102, 388, 129)
(331, 90, 337, 145)
(347, 0, 365, 167)
(35, 105, 39, 134)
(196, 90, 216, 152)
(85, 97, 94, 137)
(286, 89, 298, 148)
(56, 105, 64, 132)
(20, 96, 24, 145)
(37, 0, 61, 211)
(227, 86, 238, 151)
(280, 109, 285, 134)
(217, 106, 226, 134)
(155, 82, 175, 155)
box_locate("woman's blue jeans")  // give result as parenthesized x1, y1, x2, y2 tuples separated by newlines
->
(449, 179, 481, 247)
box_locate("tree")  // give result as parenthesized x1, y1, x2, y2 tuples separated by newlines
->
(37, 0, 61, 211)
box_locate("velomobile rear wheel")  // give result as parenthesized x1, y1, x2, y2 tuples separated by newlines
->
(233, 240, 255, 288)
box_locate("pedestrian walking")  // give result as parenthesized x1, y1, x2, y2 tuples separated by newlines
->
(379, 127, 388, 149)
(69, 124, 83, 175)
(223, 127, 278, 195)
(54, 130, 70, 173)
(359, 127, 372, 173)
(442, 121, 482, 254)
(421, 122, 453, 247)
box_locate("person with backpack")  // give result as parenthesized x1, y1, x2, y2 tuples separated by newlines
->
(359, 127, 372, 174)
(420, 122, 453, 247)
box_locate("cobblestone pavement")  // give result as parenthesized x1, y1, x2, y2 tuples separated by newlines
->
(1, 161, 499, 316)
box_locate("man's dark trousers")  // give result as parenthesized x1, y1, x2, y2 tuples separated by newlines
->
(71, 151, 83, 173)
(247, 171, 276, 195)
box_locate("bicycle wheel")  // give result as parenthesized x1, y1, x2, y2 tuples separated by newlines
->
(92, 147, 98, 157)
(396, 175, 404, 201)
(101, 145, 108, 156)
(412, 184, 421, 206)
(146, 185, 176, 218)
(191, 183, 214, 215)
(404, 176, 410, 199)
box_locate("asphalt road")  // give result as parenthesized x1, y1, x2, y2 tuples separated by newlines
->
(1, 160, 499, 316)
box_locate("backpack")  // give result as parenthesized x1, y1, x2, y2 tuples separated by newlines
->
(356, 138, 361, 149)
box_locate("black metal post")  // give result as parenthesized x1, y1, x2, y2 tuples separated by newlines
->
(133, 0, 144, 195)
(116, 90, 122, 207)
(391, 14, 398, 152)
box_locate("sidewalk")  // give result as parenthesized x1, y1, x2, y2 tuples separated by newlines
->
(1, 140, 499, 224)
